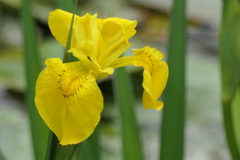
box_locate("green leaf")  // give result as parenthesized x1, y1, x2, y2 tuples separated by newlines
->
(45, 133, 81, 160)
(232, 87, 240, 153)
(219, 0, 240, 159)
(220, 0, 240, 102)
(80, 128, 99, 160)
(159, 0, 187, 160)
(21, 0, 49, 159)
(113, 67, 144, 160)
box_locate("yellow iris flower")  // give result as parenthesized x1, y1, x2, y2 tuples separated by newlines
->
(35, 9, 168, 145)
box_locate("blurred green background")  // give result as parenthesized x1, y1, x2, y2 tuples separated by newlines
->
(0, 0, 229, 159)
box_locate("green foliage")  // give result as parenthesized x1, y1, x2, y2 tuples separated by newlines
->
(80, 130, 99, 160)
(45, 133, 81, 160)
(232, 87, 240, 153)
(21, 0, 49, 159)
(219, 0, 240, 159)
(113, 67, 144, 160)
(160, 0, 187, 159)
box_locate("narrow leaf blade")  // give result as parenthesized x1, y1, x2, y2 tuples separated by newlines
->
(113, 67, 144, 160)
(219, 0, 240, 159)
(21, 0, 48, 159)
(160, 0, 187, 159)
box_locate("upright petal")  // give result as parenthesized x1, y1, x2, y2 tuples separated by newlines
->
(97, 19, 133, 67)
(108, 17, 137, 39)
(74, 13, 101, 59)
(68, 41, 114, 79)
(48, 9, 80, 48)
(49, 10, 137, 68)
(35, 58, 103, 145)
(97, 17, 137, 39)
(74, 13, 98, 43)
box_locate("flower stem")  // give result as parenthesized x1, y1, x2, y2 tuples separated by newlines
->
(63, 0, 78, 63)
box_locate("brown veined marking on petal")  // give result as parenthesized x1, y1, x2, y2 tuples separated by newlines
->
(87, 56, 92, 62)
(57, 66, 88, 99)
(134, 49, 157, 74)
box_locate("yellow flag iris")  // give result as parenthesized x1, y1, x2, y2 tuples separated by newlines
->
(35, 9, 168, 145)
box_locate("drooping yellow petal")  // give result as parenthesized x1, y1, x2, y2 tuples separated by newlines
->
(48, 9, 79, 48)
(35, 58, 103, 145)
(110, 46, 168, 110)
(141, 61, 168, 110)
(133, 47, 168, 110)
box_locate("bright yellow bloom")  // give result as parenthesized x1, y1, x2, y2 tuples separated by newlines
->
(35, 9, 168, 145)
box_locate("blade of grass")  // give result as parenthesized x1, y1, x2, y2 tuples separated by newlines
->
(21, 0, 49, 159)
(113, 67, 144, 160)
(219, 0, 240, 159)
(159, 0, 186, 159)
(45, 1, 83, 159)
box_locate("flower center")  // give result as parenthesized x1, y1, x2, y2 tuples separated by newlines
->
(58, 67, 88, 98)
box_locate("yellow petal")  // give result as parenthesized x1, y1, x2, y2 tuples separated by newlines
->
(133, 47, 168, 110)
(48, 9, 79, 48)
(109, 17, 137, 39)
(74, 13, 98, 43)
(49, 9, 137, 68)
(68, 42, 114, 79)
(35, 58, 103, 145)
(142, 61, 168, 110)
(110, 46, 168, 110)
(97, 20, 133, 68)
(98, 17, 137, 39)
(73, 13, 101, 59)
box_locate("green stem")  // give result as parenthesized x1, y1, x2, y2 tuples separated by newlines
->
(63, 0, 78, 63)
